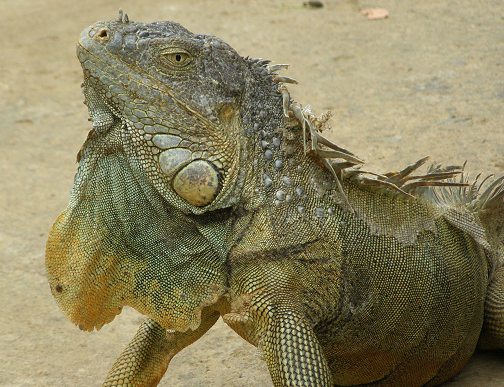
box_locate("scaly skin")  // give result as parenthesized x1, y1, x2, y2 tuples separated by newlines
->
(46, 10, 504, 387)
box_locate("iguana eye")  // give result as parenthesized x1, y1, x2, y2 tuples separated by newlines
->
(160, 50, 193, 69)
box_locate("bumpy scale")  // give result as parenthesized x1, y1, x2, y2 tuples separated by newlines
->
(46, 9, 504, 387)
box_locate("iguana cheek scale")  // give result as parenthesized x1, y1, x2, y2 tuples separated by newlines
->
(46, 9, 504, 387)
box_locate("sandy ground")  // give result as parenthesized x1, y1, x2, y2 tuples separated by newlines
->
(1, 0, 504, 385)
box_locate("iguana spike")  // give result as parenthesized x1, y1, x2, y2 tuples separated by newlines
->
(273, 75, 299, 84)
(267, 64, 290, 74)
(344, 169, 387, 179)
(279, 86, 291, 118)
(331, 161, 360, 172)
(248, 58, 272, 69)
(432, 185, 449, 205)
(290, 104, 307, 150)
(256, 59, 272, 67)
(394, 172, 466, 193)
(290, 103, 304, 123)
(383, 156, 430, 183)
(477, 174, 494, 195)
(292, 105, 320, 153)
(314, 132, 363, 163)
(427, 164, 465, 175)
(117, 8, 124, 23)
(478, 175, 504, 209)
(315, 149, 364, 166)
(322, 158, 354, 212)
(358, 176, 415, 198)
(305, 114, 317, 152)
(404, 171, 464, 183)
(342, 158, 474, 200)
(469, 172, 482, 196)
(402, 181, 471, 193)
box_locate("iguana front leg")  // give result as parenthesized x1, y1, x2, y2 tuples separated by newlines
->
(102, 308, 220, 387)
(261, 311, 332, 387)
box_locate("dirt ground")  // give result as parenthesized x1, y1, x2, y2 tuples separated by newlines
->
(1, 0, 504, 385)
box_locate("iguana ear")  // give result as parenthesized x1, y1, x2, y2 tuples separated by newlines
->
(46, 128, 225, 332)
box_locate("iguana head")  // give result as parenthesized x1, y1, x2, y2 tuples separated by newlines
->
(77, 10, 274, 214)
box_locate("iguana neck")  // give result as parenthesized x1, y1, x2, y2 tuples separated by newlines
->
(236, 116, 343, 251)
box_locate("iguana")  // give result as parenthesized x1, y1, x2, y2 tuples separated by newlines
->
(46, 9, 504, 387)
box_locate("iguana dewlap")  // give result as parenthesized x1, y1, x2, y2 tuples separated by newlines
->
(46, 9, 504, 387)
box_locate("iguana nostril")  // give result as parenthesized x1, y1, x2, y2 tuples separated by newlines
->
(93, 28, 110, 42)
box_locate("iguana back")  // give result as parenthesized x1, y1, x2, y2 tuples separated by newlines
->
(46, 10, 504, 386)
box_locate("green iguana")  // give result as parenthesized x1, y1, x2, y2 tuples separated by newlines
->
(46, 9, 504, 387)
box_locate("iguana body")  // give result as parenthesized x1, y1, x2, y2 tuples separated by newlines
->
(46, 10, 504, 386)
